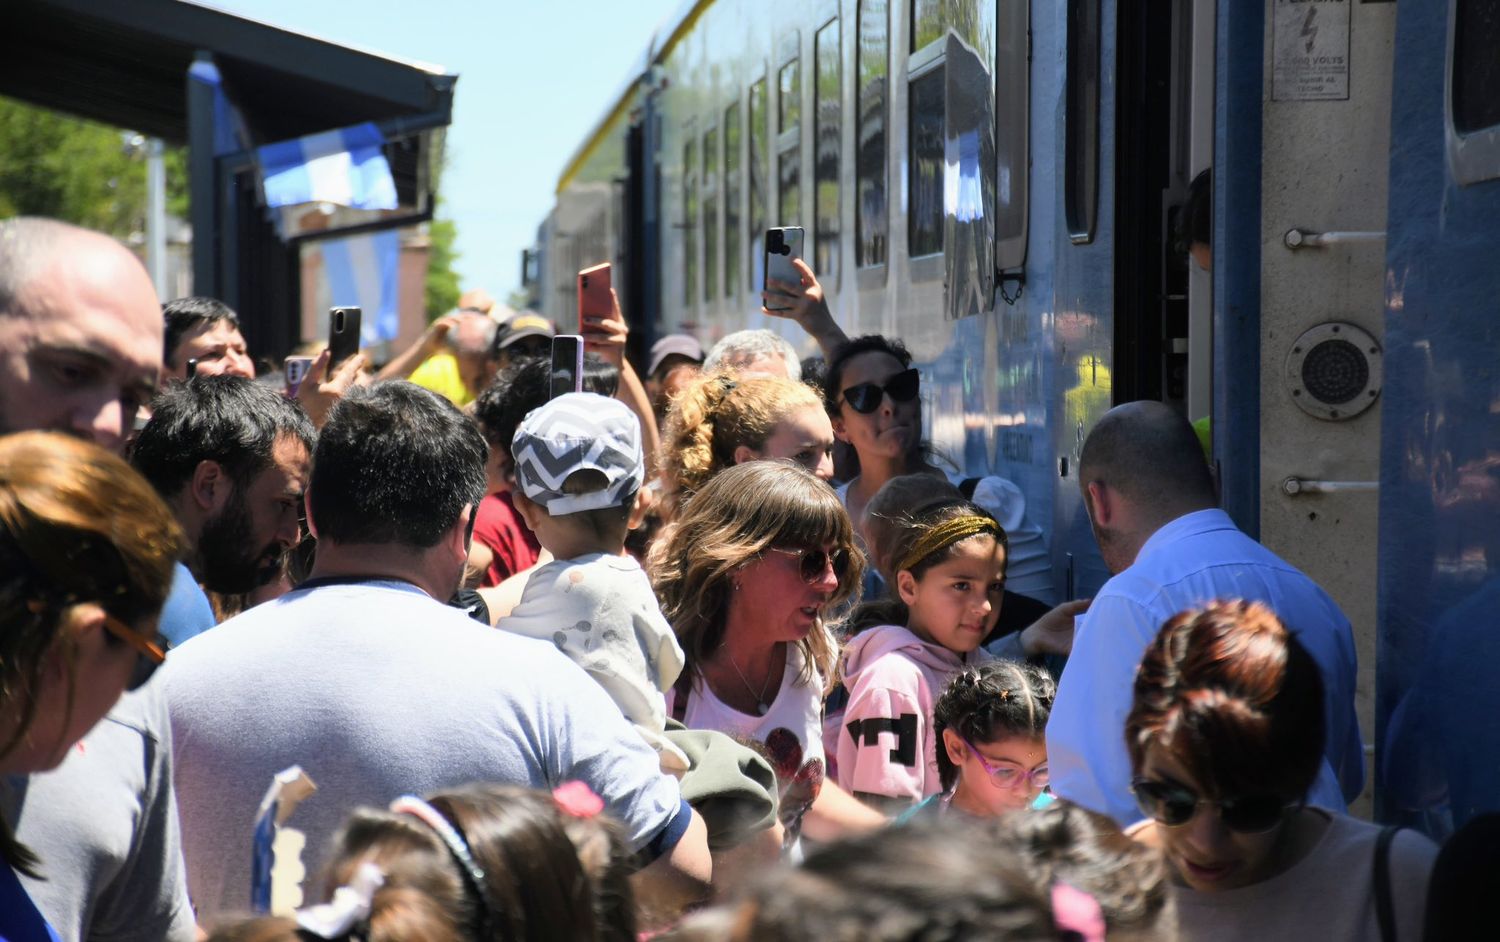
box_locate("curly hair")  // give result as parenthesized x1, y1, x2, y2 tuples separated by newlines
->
(656, 371, 825, 518)
(648, 460, 862, 689)
(933, 660, 1056, 791)
(1125, 599, 1325, 801)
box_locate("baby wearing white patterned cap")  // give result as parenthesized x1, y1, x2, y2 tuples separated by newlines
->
(499, 393, 689, 772)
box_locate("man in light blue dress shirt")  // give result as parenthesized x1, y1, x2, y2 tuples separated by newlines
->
(1048, 402, 1365, 825)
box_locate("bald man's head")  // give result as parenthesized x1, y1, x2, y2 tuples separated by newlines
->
(1080, 400, 1216, 535)
(0, 217, 162, 454)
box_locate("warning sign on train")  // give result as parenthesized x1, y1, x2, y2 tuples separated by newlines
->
(1272, 0, 1350, 102)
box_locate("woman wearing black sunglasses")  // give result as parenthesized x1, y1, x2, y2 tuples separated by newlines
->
(649, 460, 886, 854)
(1124, 599, 1435, 941)
(0, 432, 182, 941)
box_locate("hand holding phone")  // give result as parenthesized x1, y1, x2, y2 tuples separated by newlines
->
(327, 307, 362, 375)
(284, 356, 315, 398)
(550, 335, 585, 400)
(763, 227, 805, 311)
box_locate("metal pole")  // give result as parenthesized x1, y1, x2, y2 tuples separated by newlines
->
(146, 138, 167, 298)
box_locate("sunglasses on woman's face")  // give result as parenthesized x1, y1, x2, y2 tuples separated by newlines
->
(767, 545, 851, 584)
(101, 614, 168, 691)
(839, 368, 921, 414)
(1131, 778, 1294, 833)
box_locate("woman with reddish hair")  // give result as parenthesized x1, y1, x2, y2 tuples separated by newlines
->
(1124, 599, 1435, 941)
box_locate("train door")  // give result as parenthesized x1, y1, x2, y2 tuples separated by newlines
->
(1254, 1, 1398, 814)
(1112, 1, 1213, 421)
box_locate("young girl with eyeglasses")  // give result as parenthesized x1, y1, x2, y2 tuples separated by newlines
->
(836, 499, 1049, 812)
(1124, 599, 1436, 941)
(898, 660, 1056, 822)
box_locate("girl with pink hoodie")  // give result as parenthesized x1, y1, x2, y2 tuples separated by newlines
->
(835, 499, 1009, 810)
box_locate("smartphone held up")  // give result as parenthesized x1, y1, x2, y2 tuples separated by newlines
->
(763, 227, 805, 311)
(577, 262, 612, 334)
(550, 335, 585, 400)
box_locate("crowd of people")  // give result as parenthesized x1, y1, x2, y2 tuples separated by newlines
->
(0, 213, 1484, 941)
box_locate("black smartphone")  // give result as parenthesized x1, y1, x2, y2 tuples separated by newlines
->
(763, 226, 805, 311)
(327, 307, 362, 374)
(550, 335, 585, 400)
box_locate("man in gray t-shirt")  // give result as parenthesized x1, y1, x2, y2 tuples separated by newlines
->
(163, 382, 709, 923)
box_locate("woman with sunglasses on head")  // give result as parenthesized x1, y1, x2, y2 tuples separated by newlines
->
(656, 371, 836, 522)
(1125, 599, 1436, 941)
(0, 432, 183, 942)
(762, 261, 1055, 606)
(649, 461, 886, 854)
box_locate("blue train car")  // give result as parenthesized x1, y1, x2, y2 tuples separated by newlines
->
(539, 0, 1500, 830)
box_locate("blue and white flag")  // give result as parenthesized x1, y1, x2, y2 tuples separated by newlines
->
(257, 122, 398, 212)
(321, 231, 400, 345)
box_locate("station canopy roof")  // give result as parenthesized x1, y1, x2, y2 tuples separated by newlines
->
(1, 0, 455, 147)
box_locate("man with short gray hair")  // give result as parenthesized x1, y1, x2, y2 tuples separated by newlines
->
(703, 328, 801, 380)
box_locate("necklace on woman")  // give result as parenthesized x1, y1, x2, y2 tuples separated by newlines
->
(725, 650, 777, 716)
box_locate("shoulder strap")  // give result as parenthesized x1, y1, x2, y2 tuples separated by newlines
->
(1374, 824, 1400, 942)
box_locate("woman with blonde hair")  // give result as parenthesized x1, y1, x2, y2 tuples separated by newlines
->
(656, 371, 834, 520)
(649, 461, 883, 853)
(0, 432, 183, 940)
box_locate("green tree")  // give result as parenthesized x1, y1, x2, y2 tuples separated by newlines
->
(0, 97, 191, 237)
(425, 215, 460, 320)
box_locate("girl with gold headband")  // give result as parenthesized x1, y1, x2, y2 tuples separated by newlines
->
(835, 499, 1024, 811)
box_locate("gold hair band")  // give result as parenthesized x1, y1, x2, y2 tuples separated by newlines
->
(897, 515, 1002, 573)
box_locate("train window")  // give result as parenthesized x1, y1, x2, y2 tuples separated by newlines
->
(857, 0, 889, 268)
(703, 126, 719, 301)
(995, 0, 1029, 270)
(779, 56, 802, 227)
(780, 60, 801, 133)
(912, 0, 945, 51)
(750, 78, 769, 278)
(683, 138, 698, 305)
(724, 103, 742, 298)
(815, 18, 841, 284)
(1453, 0, 1500, 134)
(909, 64, 945, 257)
(1065, 0, 1100, 244)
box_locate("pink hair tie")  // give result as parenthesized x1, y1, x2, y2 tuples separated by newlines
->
(553, 781, 605, 818)
(1051, 882, 1105, 942)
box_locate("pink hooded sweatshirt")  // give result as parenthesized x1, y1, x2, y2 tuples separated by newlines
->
(835, 624, 991, 805)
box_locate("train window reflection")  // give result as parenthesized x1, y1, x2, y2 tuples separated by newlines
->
(1065, 0, 1100, 244)
(725, 103, 742, 298)
(750, 78, 769, 271)
(684, 138, 698, 305)
(780, 60, 801, 132)
(703, 126, 719, 301)
(780, 149, 800, 228)
(857, 0, 888, 268)
(909, 65, 944, 257)
(1454, 0, 1500, 134)
(995, 0, 1029, 269)
(815, 18, 841, 284)
(913, 0, 990, 54)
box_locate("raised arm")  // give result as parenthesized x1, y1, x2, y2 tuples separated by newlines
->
(585, 290, 661, 476)
(762, 257, 850, 360)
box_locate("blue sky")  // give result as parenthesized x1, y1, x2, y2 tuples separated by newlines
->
(205, 0, 681, 302)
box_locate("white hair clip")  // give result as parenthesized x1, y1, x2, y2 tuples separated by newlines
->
(294, 861, 384, 938)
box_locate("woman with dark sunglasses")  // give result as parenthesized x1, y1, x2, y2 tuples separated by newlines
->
(762, 261, 1055, 606)
(1124, 599, 1435, 941)
(0, 432, 182, 941)
(649, 461, 886, 854)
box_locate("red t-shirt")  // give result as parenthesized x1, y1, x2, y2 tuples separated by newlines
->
(472, 492, 541, 587)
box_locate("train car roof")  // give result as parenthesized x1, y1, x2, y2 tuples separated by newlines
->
(2, 0, 456, 146)
(554, 0, 711, 195)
